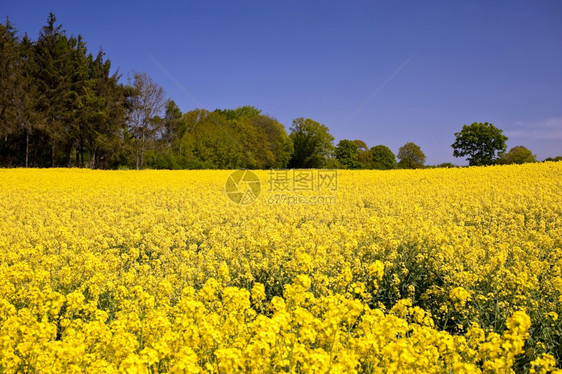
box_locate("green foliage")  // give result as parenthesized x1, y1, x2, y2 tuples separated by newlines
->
(352, 139, 368, 152)
(215, 106, 262, 121)
(0, 19, 41, 167)
(151, 108, 294, 170)
(0, 18, 20, 141)
(452, 122, 508, 166)
(161, 100, 185, 145)
(543, 156, 562, 162)
(353, 140, 373, 168)
(177, 110, 242, 169)
(335, 139, 362, 169)
(370, 145, 396, 170)
(436, 163, 456, 168)
(288, 118, 334, 168)
(251, 114, 293, 168)
(0, 14, 129, 169)
(324, 157, 343, 169)
(499, 146, 536, 165)
(397, 142, 426, 169)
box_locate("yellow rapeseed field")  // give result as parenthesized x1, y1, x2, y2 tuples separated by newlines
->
(0, 163, 561, 373)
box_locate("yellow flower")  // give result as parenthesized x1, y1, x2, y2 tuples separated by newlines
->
(450, 287, 471, 310)
(368, 260, 385, 281)
(0, 163, 559, 371)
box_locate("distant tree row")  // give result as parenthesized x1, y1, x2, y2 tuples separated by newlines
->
(450, 122, 555, 166)
(332, 139, 423, 170)
(0, 16, 290, 170)
(320, 122, 553, 170)
(1, 15, 559, 170)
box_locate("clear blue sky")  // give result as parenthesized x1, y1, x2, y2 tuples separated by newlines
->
(3, 0, 562, 164)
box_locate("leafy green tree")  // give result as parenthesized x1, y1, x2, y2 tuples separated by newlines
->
(178, 109, 247, 169)
(353, 139, 368, 151)
(452, 122, 508, 166)
(324, 157, 343, 169)
(436, 163, 456, 168)
(251, 114, 293, 168)
(144, 99, 187, 169)
(288, 118, 334, 168)
(353, 139, 372, 168)
(370, 145, 396, 170)
(335, 139, 361, 169)
(397, 142, 425, 169)
(161, 100, 184, 145)
(215, 106, 261, 121)
(499, 146, 536, 165)
(214, 106, 293, 168)
(544, 156, 562, 162)
(233, 115, 276, 168)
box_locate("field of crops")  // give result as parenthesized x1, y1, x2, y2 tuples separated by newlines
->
(0, 164, 561, 373)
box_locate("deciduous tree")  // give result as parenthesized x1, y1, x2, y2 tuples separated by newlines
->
(288, 118, 334, 168)
(499, 146, 536, 165)
(398, 142, 425, 169)
(370, 145, 396, 170)
(452, 122, 507, 166)
(335, 139, 362, 169)
(127, 71, 166, 169)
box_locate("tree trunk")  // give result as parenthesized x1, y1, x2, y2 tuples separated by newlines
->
(51, 141, 55, 168)
(33, 141, 38, 167)
(90, 148, 96, 169)
(140, 128, 145, 170)
(66, 142, 73, 167)
(25, 128, 29, 168)
(76, 144, 80, 167)
(136, 141, 140, 170)
(80, 137, 84, 168)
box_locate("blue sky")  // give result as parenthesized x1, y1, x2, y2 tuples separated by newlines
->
(2, 0, 562, 164)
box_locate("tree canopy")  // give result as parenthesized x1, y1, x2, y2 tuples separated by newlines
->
(452, 122, 508, 166)
(335, 140, 362, 169)
(370, 145, 397, 170)
(398, 142, 426, 169)
(288, 118, 334, 168)
(499, 146, 536, 165)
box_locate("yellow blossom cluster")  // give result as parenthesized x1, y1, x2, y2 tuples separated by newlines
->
(0, 163, 561, 372)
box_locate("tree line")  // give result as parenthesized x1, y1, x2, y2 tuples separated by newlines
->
(1, 15, 559, 170)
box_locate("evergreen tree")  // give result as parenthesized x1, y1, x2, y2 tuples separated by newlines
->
(0, 18, 20, 161)
(34, 13, 74, 167)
